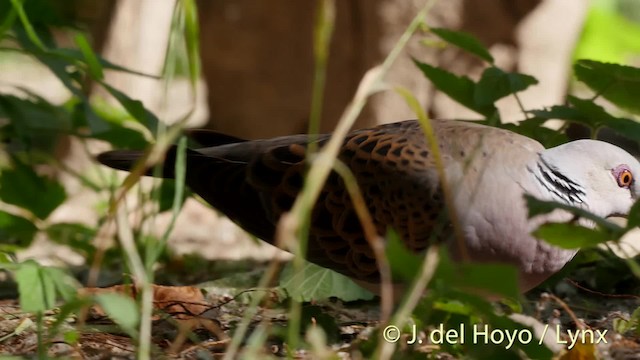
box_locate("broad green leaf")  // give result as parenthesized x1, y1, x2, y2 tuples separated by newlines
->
(279, 262, 375, 302)
(44, 266, 79, 302)
(534, 223, 612, 249)
(525, 195, 624, 234)
(157, 180, 181, 212)
(75, 101, 149, 149)
(15, 260, 56, 313)
(474, 67, 537, 106)
(385, 229, 422, 281)
(100, 82, 159, 133)
(574, 60, 640, 114)
(89, 126, 150, 149)
(0, 211, 37, 249)
(532, 96, 640, 144)
(430, 28, 494, 63)
(96, 293, 140, 335)
(0, 159, 66, 219)
(568, 95, 627, 128)
(432, 299, 473, 316)
(434, 255, 519, 299)
(0, 94, 72, 137)
(500, 118, 568, 148)
(528, 105, 586, 124)
(414, 60, 496, 117)
(457, 263, 518, 299)
(46, 223, 96, 257)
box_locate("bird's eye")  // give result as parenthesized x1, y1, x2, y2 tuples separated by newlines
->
(615, 167, 634, 188)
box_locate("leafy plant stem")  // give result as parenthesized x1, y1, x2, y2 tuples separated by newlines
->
(332, 160, 392, 322)
(275, 0, 439, 354)
(286, 0, 337, 351)
(377, 246, 440, 359)
(36, 312, 45, 360)
(395, 86, 468, 262)
(115, 204, 151, 359)
(9, 0, 46, 51)
(513, 93, 530, 119)
(222, 260, 284, 360)
(306, 0, 335, 155)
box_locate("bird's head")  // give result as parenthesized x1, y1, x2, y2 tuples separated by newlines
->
(540, 139, 640, 218)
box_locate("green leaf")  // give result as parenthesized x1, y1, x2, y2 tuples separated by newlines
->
(500, 118, 568, 148)
(627, 200, 640, 229)
(15, 261, 56, 313)
(0, 4, 17, 39)
(528, 105, 586, 124)
(525, 195, 624, 234)
(157, 180, 189, 213)
(432, 299, 474, 316)
(12, 28, 84, 98)
(574, 60, 640, 114)
(0, 94, 72, 152)
(413, 60, 496, 117)
(51, 48, 157, 79)
(99, 82, 159, 133)
(434, 254, 519, 299)
(46, 223, 97, 257)
(182, 0, 201, 85)
(95, 293, 140, 335)
(430, 28, 494, 63)
(0, 211, 37, 249)
(76, 101, 149, 149)
(385, 229, 422, 281)
(534, 223, 611, 249)
(74, 33, 103, 80)
(279, 262, 375, 302)
(568, 95, 627, 129)
(529, 97, 640, 144)
(45, 266, 79, 302)
(10, 0, 46, 51)
(458, 263, 518, 299)
(0, 159, 66, 219)
(474, 67, 538, 106)
(0, 252, 14, 264)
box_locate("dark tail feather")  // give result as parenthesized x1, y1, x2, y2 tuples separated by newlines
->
(97, 148, 181, 179)
(184, 129, 247, 147)
(97, 150, 144, 172)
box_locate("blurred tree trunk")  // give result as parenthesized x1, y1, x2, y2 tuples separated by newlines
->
(197, 0, 587, 138)
(84, 0, 587, 137)
(196, 0, 457, 138)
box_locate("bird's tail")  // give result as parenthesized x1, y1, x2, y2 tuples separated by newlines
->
(96, 147, 182, 179)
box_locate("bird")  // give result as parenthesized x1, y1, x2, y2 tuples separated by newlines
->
(97, 119, 640, 294)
